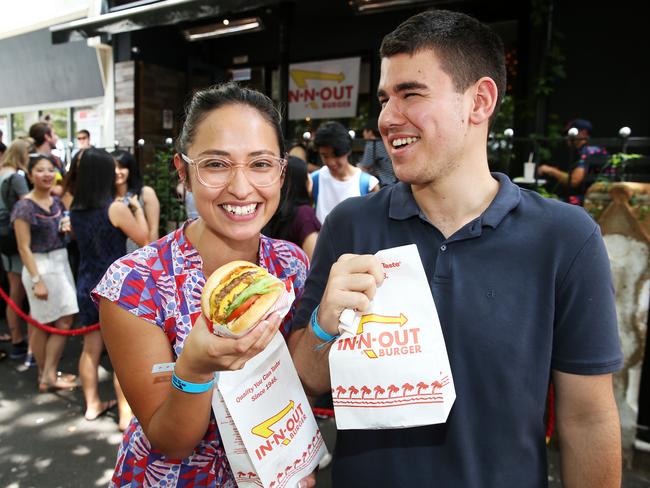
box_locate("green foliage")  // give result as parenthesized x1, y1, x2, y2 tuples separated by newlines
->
(535, 185, 560, 200)
(487, 95, 515, 172)
(610, 153, 643, 167)
(143, 147, 186, 232)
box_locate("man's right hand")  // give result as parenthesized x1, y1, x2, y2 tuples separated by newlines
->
(317, 254, 384, 335)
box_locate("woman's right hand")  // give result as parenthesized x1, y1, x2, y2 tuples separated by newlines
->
(127, 194, 141, 214)
(175, 312, 282, 379)
(33, 281, 48, 300)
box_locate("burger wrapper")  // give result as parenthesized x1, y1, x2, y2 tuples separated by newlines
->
(212, 285, 328, 488)
(211, 282, 295, 338)
(329, 244, 456, 430)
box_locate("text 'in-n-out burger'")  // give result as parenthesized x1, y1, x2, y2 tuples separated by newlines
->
(329, 244, 456, 430)
(252, 399, 308, 461)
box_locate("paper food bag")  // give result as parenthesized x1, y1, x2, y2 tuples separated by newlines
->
(329, 244, 455, 430)
(213, 331, 327, 488)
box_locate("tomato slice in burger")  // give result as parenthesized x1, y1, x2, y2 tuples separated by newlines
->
(227, 295, 260, 322)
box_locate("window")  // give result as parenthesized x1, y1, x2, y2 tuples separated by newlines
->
(73, 105, 104, 149)
(11, 111, 39, 139)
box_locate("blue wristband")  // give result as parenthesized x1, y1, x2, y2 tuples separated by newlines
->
(310, 305, 339, 342)
(171, 372, 215, 394)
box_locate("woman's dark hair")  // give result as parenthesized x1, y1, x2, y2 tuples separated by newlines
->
(313, 121, 351, 157)
(71, 148, 117, 210)
(176, 82, 285, 157)
(263, 156, 311, 240)
(63, 149, 84, 196)
(111, 149, 143, 196)
(27, 154, 55, 174)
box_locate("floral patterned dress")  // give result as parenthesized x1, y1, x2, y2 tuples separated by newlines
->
(92, 222, 308, 487)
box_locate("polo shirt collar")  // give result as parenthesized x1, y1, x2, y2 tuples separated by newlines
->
(388, 172, 521, 229)
(388, 182, 420, 220)
(480, 172, 521, 228)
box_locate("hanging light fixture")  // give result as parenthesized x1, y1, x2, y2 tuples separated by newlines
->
(183, 16, 263, 41)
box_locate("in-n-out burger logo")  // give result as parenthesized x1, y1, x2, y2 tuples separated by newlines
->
(252, 400, 307, 460)
(289, 70, 354, 109)
(336, 313, 422, 358)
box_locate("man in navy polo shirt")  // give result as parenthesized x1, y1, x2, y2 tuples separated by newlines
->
(288, 9, 623, 488)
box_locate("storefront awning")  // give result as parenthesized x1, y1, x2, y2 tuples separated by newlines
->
(0, 28, 103, 110)
(50, 0, 283, 44)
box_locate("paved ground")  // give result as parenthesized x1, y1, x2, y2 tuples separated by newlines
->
(1, 333, 649, 487)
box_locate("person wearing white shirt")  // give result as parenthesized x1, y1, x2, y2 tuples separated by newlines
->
(311, 121, 379, 223)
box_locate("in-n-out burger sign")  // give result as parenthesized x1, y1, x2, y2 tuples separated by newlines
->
(288, 57, 360, 120)
(288, 85, 355, 108)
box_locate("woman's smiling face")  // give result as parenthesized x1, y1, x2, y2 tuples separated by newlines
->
(115, 163, 129, 187)
(184, 103, 284, 244)
(29, 158, 56, 191)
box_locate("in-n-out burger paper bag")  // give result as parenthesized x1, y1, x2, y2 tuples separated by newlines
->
(213, 286, 327, 488)
(329, 244, 455, 430)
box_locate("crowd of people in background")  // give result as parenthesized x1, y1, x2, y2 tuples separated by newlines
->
(0, 109, 398, 427)
(0, 121, 162, 428)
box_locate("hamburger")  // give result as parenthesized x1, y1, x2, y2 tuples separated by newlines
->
(201, 261, 285, 335)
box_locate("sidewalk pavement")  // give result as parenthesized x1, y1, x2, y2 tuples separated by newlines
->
(1, 332, 649, 487)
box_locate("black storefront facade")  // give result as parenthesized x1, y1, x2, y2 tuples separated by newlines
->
(48, 0, 650, 167)
(51, 1, 526, 154)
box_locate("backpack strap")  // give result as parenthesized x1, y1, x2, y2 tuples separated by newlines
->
(311, 169, 320, 204)
(359, 171, 370, 196)
(1, 173, 15, 207)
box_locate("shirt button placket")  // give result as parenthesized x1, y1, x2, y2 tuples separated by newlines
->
(434, 242, 451, 281)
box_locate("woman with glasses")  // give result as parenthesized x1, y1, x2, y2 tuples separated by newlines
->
(92, 83, 313, 487)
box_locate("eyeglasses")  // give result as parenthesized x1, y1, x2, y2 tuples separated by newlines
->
(180, 153, 287, 188)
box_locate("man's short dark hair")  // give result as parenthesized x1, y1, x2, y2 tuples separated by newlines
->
(380, 9, 507, 122)
(313, 121, 351, 157)
(29, 122, 52, 146)
(77, 129, 90, 139)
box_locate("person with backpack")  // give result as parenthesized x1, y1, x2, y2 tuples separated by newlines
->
(311, 121, 379, 223)
(0, 138, 32, 359)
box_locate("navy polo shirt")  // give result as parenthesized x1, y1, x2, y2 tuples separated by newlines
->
(294, 173, 622, 488)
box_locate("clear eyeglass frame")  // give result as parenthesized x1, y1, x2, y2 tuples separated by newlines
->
(180, 153, 287, 188)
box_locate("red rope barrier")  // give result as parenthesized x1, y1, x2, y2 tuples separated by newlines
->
(0, 286, 99, 336)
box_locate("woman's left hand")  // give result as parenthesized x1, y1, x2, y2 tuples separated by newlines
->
(297, 472, 317, 488)
(58, 215, 71, 233)
(176, 312, 282, 378)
